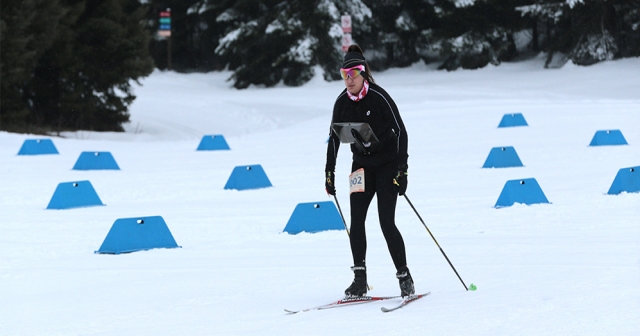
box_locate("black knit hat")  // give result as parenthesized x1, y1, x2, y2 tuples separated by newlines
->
(342, 52, 366, 68)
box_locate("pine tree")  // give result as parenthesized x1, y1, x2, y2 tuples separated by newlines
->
(431, 0, 528, 71)
(517, 0, 640, 67)
(146, 0, 232, 72)
(357, 0, 438, 70)
(193, 1, 238, 71)
(22, 0, 155, 132)
(618, 0, 640, 58)
(214, 0, 365, 88)
(0, 0, 64, 132)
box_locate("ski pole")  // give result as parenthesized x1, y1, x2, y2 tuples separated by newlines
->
(403, 194, 469, 291)
(333, 194, 350, 236)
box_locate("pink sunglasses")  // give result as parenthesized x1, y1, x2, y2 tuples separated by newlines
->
(339, 65, 365, 79)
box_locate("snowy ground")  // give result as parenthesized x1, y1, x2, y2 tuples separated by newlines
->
(1, 56, 639, 335)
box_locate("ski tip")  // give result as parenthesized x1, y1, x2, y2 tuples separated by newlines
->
(284, 309, 298, 315)
(380, 292, 431, 313)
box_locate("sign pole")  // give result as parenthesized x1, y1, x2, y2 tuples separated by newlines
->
(341, 13, 352, 52)
(167, 35, 172, 70)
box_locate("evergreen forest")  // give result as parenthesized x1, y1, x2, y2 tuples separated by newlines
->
(2, 0, 639, 133)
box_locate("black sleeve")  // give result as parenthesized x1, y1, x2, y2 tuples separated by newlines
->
(325, 100, 341, 172)
(380, 88, 408, 169)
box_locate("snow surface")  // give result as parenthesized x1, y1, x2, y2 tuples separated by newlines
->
(1, 56, 639, 335)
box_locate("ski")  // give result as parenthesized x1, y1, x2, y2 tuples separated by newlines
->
(380, 292, 431, 313)
(285, 294, 401, 314)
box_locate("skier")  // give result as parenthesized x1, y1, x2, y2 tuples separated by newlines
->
(325, 44, 414, 298)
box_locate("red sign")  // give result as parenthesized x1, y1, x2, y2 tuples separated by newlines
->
(341, 15, 352, 33)
(160, 11, 171, 17)
(341, 33, 352, 52)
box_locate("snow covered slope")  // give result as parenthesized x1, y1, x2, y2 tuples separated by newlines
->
(1, 57, 639, 335)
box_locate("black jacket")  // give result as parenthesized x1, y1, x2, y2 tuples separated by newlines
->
(325, 82, 408, 172)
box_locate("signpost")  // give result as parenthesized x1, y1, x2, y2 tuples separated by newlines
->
(341, 14, 352, 33)
(159, 9, 172, 70)
(341, 14, 352, 52)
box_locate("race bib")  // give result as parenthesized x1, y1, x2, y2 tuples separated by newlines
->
(349, 168, 365, 194)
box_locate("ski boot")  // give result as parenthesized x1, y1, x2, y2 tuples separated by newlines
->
(396, 266, 415, 298)
(344, 265, 368, 297)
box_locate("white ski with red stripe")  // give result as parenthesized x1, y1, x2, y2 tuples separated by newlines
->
(285, 294, 400, 314)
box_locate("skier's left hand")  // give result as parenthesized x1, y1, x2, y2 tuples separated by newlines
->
(394, 168, 408, 196)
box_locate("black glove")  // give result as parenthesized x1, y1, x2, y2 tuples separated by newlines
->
(394, 166, 408, 196)
(325, 171, 336, 195)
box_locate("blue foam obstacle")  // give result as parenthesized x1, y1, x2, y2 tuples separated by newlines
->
(46, 180, 104, 209)
(482, 146, 524, 168)
(495, 178, 550, 208)
(197, 135, 230, 151)
(17, 139, 59, 155)
(283, 201, 346, 234)
(72, 151, 120, 170)
(607, 166, 640, 195)
(498, 113, 528, 128)
(589, 130, 628, 146)
(224, 164, 272, 190)
(95, 216, 181, 254)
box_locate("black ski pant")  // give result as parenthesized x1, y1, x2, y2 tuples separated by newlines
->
(349, 160, 407, 271)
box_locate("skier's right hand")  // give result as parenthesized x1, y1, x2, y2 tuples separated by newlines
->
(325, 171, 336, 195)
